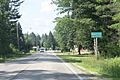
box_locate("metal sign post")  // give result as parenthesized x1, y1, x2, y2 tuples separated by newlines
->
(95, 38, 98, 59)
(91, 32, 102, 60)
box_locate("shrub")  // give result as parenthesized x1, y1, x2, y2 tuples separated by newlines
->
(101, 57, 120, 77)
(100, 43, 120, 58)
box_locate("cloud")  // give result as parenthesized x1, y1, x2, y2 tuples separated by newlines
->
(40, 0, 55, 12)
(19, 0, 56, 35)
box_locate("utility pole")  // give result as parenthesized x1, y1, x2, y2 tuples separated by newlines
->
(17, 23, 20, 51)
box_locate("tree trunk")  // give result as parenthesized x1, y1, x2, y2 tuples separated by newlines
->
(78, 44, 82, 55)
(78, 50, 81, 55)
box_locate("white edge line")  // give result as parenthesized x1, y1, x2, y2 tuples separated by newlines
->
(53, 53, 84, 80)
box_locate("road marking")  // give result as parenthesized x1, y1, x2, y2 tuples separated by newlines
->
(9, 57, 40, 80)
(52, 53, 84, 80)
(9, 65, 30, 80)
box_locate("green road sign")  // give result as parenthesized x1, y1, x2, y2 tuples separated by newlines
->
(91, 32, 102, 38)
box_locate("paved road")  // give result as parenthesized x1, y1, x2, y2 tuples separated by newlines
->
(0, 52, 104, 80)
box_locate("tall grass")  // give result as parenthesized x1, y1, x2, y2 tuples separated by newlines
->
(56, 52, 120, 78)
(101, 57, 120, 77)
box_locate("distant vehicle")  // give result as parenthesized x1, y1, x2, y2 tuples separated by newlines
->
(40, 47, 45, 52)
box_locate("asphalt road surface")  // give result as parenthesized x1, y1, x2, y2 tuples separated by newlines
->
(0, 52, 104, 80)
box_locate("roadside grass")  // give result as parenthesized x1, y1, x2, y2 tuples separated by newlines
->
(0, 50, 36, 63)
(55, 52, 120, 78)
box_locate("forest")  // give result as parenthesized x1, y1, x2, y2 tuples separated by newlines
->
(0, 0, 56, 61)
(52, 0, 120, 58)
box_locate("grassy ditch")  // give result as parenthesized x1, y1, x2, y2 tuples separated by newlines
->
(55, 52, 120, 78)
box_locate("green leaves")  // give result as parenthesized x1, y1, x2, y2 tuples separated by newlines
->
(53, 0, 120, 57)
(0, 0, 24, 59)
(54, 17, 76, 51)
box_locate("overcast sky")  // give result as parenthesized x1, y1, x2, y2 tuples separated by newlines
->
(19, 0, 57, 35)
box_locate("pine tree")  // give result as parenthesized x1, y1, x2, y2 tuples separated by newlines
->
(0, 0, 23, 59)
(30, 32, 36, 46)
(48, 31, 57, 50)
(53, 0, 120, 57)
(36, 35, 41, 47)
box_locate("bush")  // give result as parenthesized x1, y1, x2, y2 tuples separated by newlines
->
(101, 57, 120, 77)
(100, 43, 120, 58)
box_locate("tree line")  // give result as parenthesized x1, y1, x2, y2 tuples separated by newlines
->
(24, 31, 57, 51)
(0, 0, 57, 61)
(0, 0, 26, 60)
(52, 0, 120, 58)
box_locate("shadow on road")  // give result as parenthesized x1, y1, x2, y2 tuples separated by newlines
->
(6, 53, 83, 64)
(0, 53, 115, 80)
(0, 70, 105, 80)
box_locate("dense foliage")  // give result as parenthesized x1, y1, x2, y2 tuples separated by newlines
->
(0, 0, 26, 60)
(24, 32, 41, 51)
(41, 32, 57, 50)
(53, 0, 120, 57)
(24, 31, 57, 51)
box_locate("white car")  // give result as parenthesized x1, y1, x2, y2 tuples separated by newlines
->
(40, 48, 45, 52)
